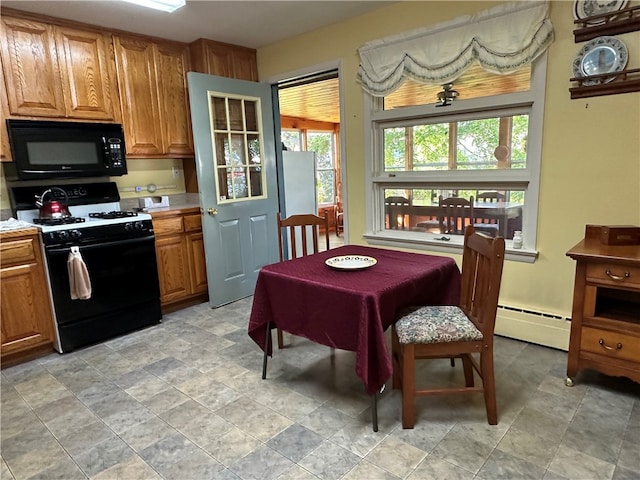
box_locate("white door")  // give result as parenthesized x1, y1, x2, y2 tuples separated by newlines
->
(187, 72, 280, 307)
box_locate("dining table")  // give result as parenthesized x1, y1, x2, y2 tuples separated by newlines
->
(248, 244, 461, 430)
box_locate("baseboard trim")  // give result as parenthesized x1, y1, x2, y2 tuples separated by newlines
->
(495, 305, 570, 351)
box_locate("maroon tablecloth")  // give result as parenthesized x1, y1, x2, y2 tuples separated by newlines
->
(248, 245, 460, 394)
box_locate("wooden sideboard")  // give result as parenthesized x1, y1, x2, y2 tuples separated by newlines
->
(565, 225, 640, 386)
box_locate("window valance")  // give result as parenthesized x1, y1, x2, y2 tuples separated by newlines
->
(357, 1, 554, 96)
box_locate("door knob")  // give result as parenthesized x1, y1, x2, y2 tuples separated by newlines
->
(207, 207, 218, 216)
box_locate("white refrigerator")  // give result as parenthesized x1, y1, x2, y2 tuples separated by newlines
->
(281, 151, 318, 258)
(282, 151, 317, 217)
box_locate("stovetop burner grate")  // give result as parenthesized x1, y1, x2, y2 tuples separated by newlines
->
(33, 217, 86, 226)
(88, 211, 138, 220)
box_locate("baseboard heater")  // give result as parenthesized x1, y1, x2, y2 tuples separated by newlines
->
(498, 304, 571, 322)
(495, 304, 571, 351)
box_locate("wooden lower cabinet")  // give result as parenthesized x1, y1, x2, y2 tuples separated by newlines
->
(1, 228, 56, 366)
(152, 209, 208, 311)
(565, 225, 640, 386)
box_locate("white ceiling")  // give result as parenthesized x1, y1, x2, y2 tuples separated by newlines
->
(1, 0, 392, 48)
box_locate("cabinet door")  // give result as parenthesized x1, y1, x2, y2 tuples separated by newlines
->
(1, 263, 54, 355)
(232, 47, 258, 81)
(155, 235, 191, 304)
(187, 231, 208, 295)
(0, 16, 66, 117)
(156, 41, 193, 156)
(190, 39, 233, 77)
(114, 35, 164, 156)
(56, 26, 118, 120)
(1, 57, 11, 161)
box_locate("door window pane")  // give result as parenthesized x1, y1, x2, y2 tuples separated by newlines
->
(209, 94, 265, 202)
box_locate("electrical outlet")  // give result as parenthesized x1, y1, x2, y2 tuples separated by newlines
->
(172, 167, 180, 178)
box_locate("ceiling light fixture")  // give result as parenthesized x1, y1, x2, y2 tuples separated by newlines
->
(436, 83, 459, 107)
(123, 0, 186, 13)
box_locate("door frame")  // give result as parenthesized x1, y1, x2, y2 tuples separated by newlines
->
(265, 59, 348, 241)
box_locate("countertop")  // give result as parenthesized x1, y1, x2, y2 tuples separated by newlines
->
(120, 193, 201, 215)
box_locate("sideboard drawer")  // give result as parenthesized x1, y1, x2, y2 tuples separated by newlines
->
(586, 263, 640, 289)
(580, 326, 640, 363)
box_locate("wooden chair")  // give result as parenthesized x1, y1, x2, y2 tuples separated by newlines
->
(473, 192, 506, 237)
(275, 212, 330, 348)
(476, 191, 506, 203)
(385, 196, 410, 229)
(334, 201, 344, 237)
(391, 226, 505, 429)
(439, 196, 475, 235)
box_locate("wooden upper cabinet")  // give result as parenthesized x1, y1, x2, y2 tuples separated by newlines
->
(1, 15, 66, 117)
(0, 15, 118, 120)
(55, 26, 118, 120)
(189, 38, 258, 81)
(189, 38, 233, 77)
(114, 35, 193, 157)
(156, 41, 193, 156)
(232, 47, 258, 82)
(113, 35, 164, 156)
(1, 58, 12, 161)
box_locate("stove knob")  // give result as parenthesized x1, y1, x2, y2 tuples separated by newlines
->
(58, 231, 69, 240)
(124, 222, 134, 232)
(134, 221, 144, 231)
(70, 229, 82, 239)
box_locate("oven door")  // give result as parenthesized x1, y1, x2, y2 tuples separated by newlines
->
(45, 236, 160, 326)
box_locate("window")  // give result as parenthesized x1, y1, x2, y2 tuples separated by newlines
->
(281, 128, 337, 207)
(364, 54, 547, 261)
(307, 131, 335, 205)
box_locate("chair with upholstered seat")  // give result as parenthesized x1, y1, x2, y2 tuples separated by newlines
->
(275, 212, 330, 348)
(391, 225, 505, 429)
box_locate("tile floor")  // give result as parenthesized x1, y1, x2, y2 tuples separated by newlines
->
(1, 298, 639, 480)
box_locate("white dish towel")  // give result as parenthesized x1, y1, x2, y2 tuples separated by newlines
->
(67, 246, 92, 300)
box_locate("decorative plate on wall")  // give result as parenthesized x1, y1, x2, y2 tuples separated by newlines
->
(573, 0, 628, 25)
(572, 36, 628, 86)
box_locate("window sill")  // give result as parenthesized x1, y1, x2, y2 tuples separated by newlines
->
(362, 231, 538, 263)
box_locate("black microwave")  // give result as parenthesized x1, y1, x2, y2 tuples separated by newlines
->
(4, 119, 127, 180)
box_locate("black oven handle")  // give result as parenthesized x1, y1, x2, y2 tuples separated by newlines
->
(46, 235, 155, 255)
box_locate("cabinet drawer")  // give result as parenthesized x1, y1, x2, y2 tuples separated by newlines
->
(153, 216, 184, 236)
(0, 238, 37, 267)
(183, 214, 202, 232)
(580, 326, 640, 363)
(586, 263, 640, 289)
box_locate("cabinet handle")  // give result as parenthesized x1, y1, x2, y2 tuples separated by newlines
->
(605, 269, 630, 281)
(598, 339, 622, 351)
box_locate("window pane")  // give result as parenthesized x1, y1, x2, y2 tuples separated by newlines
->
(383, 187, 524, 239)
(244, 101, 258, 131)
(281, 130, 301, 151)
(383, 114, 528, 172)
(307, 132, 333, 169)
(317, 170, 335, 204)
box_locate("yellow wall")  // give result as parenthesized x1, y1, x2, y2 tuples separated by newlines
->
(257, 1, 640, 319)
(0, 159, 186, 213)
(113, 158, 186, 200)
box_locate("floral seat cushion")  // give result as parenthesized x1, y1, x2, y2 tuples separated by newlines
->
(395, 305, 483, 344)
